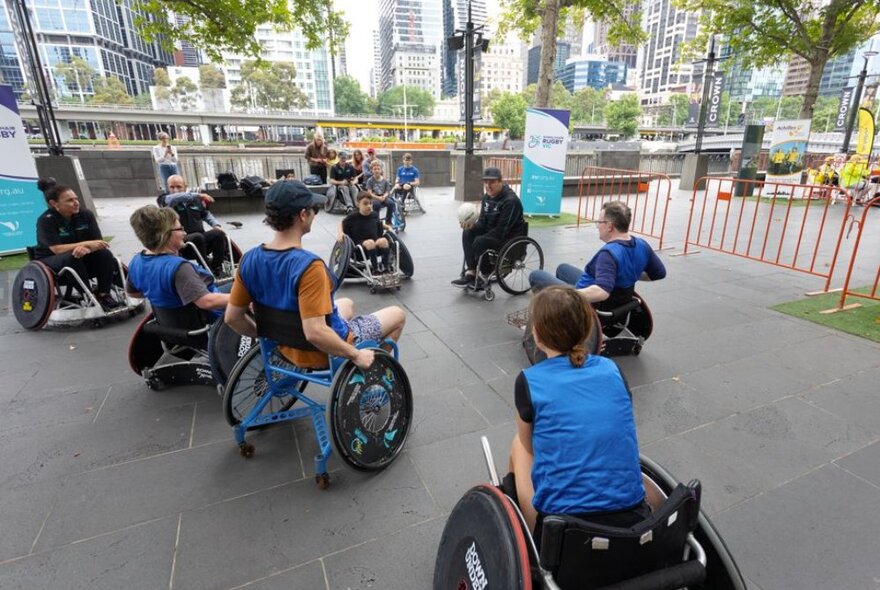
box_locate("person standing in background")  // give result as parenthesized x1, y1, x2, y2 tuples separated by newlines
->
(305, 132, 330, 183)
(152, 132, 179, 191)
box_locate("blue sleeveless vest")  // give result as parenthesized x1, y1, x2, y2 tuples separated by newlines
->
(128, 252, 218, 314)
(237, 246, 349, 341)
(575, 237, 653, 290)
(524, 355, 644, 515)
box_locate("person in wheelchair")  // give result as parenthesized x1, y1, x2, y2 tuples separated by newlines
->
(392, 152, 420, 206)
(224, 180, 406, 371)
(328, 151, 358, 212)
(337, 191, 391, 275)
(125, 205, 230, 317)
(163, 174, 228, 276)
(366, 159, 395, 225)
(528, 201, 665, 311)
(452, 166, 526, 289)
(506, 286, 650, 540)
(33, 178, 120, 310)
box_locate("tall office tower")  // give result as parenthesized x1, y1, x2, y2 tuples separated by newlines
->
(556, 56, 628, 93)
(0, 0, 172, 100)
(0, 5, 25, 96)
(480, 30, 524, 96)
(377, 0, 444, 98)
(441, 0, 487, 97)
(221, 26, 334, 115)
(526, 41, 571, 86)
(593, 3, 640, 69)
(371, 30, 382, 97)
(637, 0, 702, 117)
(782, 52, 861, 98)
(334, 44, 348, 78)
(173, 14, 203, 68)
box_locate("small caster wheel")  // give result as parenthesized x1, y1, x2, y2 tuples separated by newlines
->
(396, 286, 401, 291)
(239, 442, 255, 458)
(631, 344, 642, 356)
(370, 287, 377, 294)
(484, 289, 495, 302)
(146, 377, 161, 390)
(316, 473, 331, 489)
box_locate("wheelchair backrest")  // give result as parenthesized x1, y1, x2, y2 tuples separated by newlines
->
(26, 246, 37, 261)
(146, 304, 212, 348)
(595, 287, 637, 316)
(252, 302, 324, 352)
(539, 481, 703, 589)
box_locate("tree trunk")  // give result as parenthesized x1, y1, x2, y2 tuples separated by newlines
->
(535, 0, 561, 108)
(800, 51, 828, 120)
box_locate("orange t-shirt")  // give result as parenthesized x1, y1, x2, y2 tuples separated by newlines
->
(229, 260, 353, 368)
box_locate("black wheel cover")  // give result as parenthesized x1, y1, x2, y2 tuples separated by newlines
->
(128, 312, 164, 375)
(329, 236, 353, 286)
(208, 318, 257, 385)
(386, 232, 414, 278)
(329, 349, 412, 471)
(433, 485, 532, 590)
(12, 261, 55, 330)
(629, 291, 654, 341)
(496, 238, 544, 296)
(222, 346, 301, 427)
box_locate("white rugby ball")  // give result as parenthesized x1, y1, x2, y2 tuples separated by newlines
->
(457, 203, 479, 225)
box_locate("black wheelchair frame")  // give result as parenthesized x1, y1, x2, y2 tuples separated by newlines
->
(461, 224, 544, 302)
(329, 231, 414, 293)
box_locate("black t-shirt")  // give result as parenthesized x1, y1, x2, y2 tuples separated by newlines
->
(342, 210, 384, 244)
(34, 208, 102, 259)
(171, 200, 208, 234)
(330, 163, 357, 182)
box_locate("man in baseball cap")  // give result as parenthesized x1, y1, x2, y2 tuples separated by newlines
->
(225, 180, 406, 371)
(452, 167, 526, 288)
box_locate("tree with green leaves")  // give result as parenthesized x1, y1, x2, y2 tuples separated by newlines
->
(334, 75, 371, 114)
(499, 0, 644, 107)
(811, 96, 844, 132)
(675, 0, 880, 119)
(520, 81, 573, 109)
(153, 67, 171, 87)
(55, 57, 95, 101)
(746, 95, 804, 122)
(656, 93, 690, 127)
(230, 61, 310, 111)
(604, 94, 641, 138)
(490, 92, 530, 138)
(570, 87, 608, 124)
(171, 76, 199, 110)
(89, 76, 134, 106)
(132, 1, 347, 63)
(199, 65, 226, 89)
(376, 86, 435, 117)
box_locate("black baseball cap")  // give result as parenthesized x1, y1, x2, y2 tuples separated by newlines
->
(265, 180, 326, 214)
(482, 167, 503, 180)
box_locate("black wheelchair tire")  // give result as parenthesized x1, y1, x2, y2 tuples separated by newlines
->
(630, 290, 654, 342)
(329, 349, 412, 472)
(329, 236, 354, 286)
(496, 237, 544, 296)
(128, 312, 164, 376)
(12, 261, 56, 330)
(208, 318, 257, 386)
(222, 346, 303, 428)
(386, 232, 414, 278)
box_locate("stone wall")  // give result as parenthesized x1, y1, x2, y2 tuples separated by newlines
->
(41, 150, 159, 199)
(388, 150, 452, 188)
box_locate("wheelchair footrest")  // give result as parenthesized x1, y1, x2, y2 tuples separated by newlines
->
(602, 337, 641, 357)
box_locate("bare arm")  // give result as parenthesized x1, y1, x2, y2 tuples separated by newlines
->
(577, 285, 610, 303)
(194, 292, 229, 311)
(49, 239, 109, 256)
(224, 302, 257, 338)
(302, 316, 374, 369)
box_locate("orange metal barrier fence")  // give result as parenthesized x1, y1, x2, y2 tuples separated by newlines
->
(824, 196, 880, 312)
(681, 177, 853, 292)
(484, 157, 522, 194)
(576, 166, 673, 250)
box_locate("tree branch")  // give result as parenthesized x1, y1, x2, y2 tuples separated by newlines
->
(767, 0, 810, 49)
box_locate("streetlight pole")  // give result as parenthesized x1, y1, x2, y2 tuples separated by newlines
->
(841, 50, 878, 154)
(694, 35, 716, 155)
(463, 1, 475, 154)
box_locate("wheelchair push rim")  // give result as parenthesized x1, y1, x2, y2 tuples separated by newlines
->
(496, 237, 544, 296)
(329, 349, 413, 471)
(12, 261, 56, 330)
(222, 345, 302, 427)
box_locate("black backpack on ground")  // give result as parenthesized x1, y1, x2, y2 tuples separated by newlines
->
(240, 175, 269, 197)
(217, 171, 239, 190)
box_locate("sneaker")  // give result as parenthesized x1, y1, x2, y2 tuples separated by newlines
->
(97, 293, 121, 311)
(472, 277, 487, 291)
(451, 275, 474, 287)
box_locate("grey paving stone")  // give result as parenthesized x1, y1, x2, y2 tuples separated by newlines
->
(324, 516, 445, 590)
(0, 479, 58, 562)
(171, 455, 435, 590)
(631, 377, 734, 444)
(835, 440, 880, 488)
(801, 367, 880, 436)
(37, 427, 298, 549)
(228, 559, 326, 590)
(713, 464, 880, 590)
(458, 381, 516, 427)
(0, 517, 175, 590)
(3, 385, 110, 434)
(406, 387, 490, 448)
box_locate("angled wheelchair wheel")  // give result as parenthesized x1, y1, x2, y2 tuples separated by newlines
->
(12, 262, 56, 330)
(433, 484, 532, 590)
(208, 318, 257, 386)
(329, 236, 354, 286)
(222, 346, 303, 428)
(329, 349, 412, 471)
(496, 237, 544, 296)
(128, 312, 164, 376)
(630, 290, 654, 342)
(386, 232, 414, 278)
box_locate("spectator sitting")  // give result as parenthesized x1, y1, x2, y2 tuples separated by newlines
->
(351, 149, 367, 186)
(362, 147, 379, 183)
(338, 192, 391, 275)
(326, 148, 339, 169)
(365, 160, 395, 225)
(328, 151, 358, 212)
(163, 174, 227, 276)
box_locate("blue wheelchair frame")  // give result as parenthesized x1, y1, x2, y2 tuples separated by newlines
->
(233, 336, 401, 485)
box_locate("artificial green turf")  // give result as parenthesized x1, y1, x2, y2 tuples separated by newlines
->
(0, 235, 114, 272)
(771, 288, 880, 343)
(524, 212, 581, 227)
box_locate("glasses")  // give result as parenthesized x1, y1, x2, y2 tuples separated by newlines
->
(595, 220, 609, 226)
(170, 226, 186, 233)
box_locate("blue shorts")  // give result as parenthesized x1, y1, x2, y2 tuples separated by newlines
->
(347, 314, 383, 343)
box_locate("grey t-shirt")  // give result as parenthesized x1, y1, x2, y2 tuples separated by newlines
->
(173, 263, 212, 305)
(366, 176, 390, 197)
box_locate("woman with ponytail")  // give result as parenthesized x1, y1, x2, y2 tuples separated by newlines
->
(505, 285, 649, 540)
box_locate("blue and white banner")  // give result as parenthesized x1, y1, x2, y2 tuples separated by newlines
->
(521, 108, 570, 215)
(0, 85, 41, 255)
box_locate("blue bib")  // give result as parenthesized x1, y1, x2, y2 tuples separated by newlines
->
(576, 238, 653, 290)
(128, 252, 218, 316)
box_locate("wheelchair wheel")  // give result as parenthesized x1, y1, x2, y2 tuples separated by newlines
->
(496, 237, 543, 296)
(222, 346, 303, 427)
(128, 313, 164, 376)
(434, 485, 532, 590)
(208, 318, 256, 386)
(12, 261, 56, 330)
(329, 349, 412, 471)
(386, 232, 414, 278)
(329, 236, 354, 286)
(630, 291, 654, 341)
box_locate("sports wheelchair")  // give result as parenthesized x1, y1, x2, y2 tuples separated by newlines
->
(178, 235, 242, 286)
(220, 303, 413, 488)
(128, 304, 248, 391)
(433, 437, 746, 590)
(395, 186, 426, 216)
(460, 225, 544, 302)
(329, 231, 414, 293)
(324, 184, 358, 214)
(514, 290, 654, 364)
(12, 249, 144, 330)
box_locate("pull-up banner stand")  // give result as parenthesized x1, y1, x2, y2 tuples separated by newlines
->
(521, 108, 570, 215)
(0, 84, 42, 255)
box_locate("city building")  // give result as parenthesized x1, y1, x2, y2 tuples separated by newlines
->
(371, 30, 382, 98)
(221, 25, 334, 115)
(172, 14, 203, 68)
(441, 0, 487, 97)
(479, 31, 524, 96)
(377, 0, 444, 98)
(526, 41, 571, 86)
(0, 0, 172, 100)
(556, 55, 627, 93)
(592, 5, 639, 70)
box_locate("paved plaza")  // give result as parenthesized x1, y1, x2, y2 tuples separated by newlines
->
(1, 186, 879, 590)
